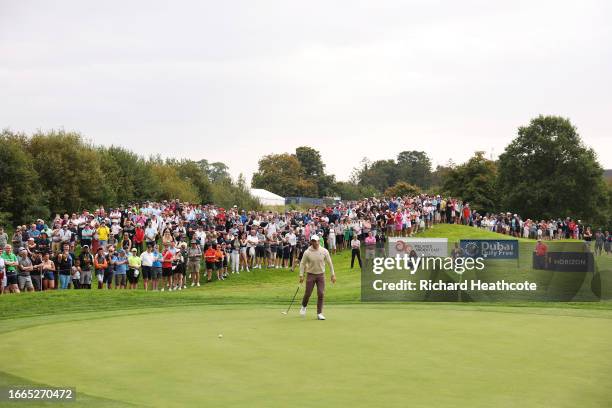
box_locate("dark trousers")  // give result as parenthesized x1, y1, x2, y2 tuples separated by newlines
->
(289, 246, 296, 267)
(302, 273, 325, 314)
(351, 248, 362, 269)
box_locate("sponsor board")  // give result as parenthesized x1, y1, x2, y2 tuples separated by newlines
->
(388, 237, 448, 257)
(459, 239, 519, 259)
(533, 252, 596, 272)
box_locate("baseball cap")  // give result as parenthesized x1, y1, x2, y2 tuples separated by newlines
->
(310, 234, 319, 241)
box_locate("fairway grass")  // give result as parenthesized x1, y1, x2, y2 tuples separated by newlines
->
(1, 304, 612, 408)
(1, 225, 611, 407)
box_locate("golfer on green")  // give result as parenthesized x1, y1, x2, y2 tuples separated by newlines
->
(299, 234, 336, 320)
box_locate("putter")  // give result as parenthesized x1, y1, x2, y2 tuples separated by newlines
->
(281, 285, 300, 315)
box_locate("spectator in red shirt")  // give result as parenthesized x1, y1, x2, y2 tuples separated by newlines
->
(161, 244, 174, 291)
(133, 224, 145, 254)
(534, 239, 548, 269)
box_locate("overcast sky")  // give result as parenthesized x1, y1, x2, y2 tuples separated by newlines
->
(1, 0, 610, 181)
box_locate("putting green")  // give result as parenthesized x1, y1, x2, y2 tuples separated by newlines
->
(1, 305, 611, 408)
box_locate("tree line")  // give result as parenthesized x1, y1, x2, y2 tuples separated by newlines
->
(0, 129, 260, 226)
(251, 116, 612, 228)
(2, 115, 610, 228)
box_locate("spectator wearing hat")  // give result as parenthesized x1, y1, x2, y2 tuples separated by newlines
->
(112, 249, 128, 289)
(81, 223, 94, 250)
(127, 248, 142, 289)
(1, 245, 20, 293)
(299, 234, 336, 320)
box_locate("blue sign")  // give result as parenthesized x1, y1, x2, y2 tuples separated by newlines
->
(459, 239, 519, 259)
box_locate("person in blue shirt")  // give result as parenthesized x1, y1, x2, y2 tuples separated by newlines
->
(151, 245, 163, 291)
(112, 249, 128, 289)
(389, 200, 398, 212)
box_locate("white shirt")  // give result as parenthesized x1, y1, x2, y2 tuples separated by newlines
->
(246, 234, 259, 248)
(59, 229, 72, 242)
(267, 223, 277, 238)
(140, 251, 156, 267)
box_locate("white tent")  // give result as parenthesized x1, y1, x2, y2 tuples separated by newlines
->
(250, 188, 285, 206)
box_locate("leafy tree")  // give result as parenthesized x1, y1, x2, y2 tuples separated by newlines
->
(27, 130, 107, 214)
(252, 153, 314, 197)
(211, 174, 262, 210)
(443, 151, 498, 212)
(98, 146, 159, 206)
(497, 115, 606, 220)
(149, 162, 199, 203)
(295, 146, 324, 179)
(197, 159, 231, 183)
(358, 159, 399, 192)
(168, 159, 212, 203)
(396, 150, 432, 188)
(384, 182, 420, 198)
(430, 161, 455, 191)
(0, 130, 49, 225)
(350, 157, 371, 184)
(294, 146, 337, 196)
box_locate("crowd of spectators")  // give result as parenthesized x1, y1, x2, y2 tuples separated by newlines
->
(0, 195, 609, 294)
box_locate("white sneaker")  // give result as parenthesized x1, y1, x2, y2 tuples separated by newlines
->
(183, 284, 187, 289)
(168, 287, 173, 291)
(161, 288, 165, 292)
(299, 306, 306, 316)
(317, 313, 326, 320)
(191, 282, 195, 287)
(196, 282, 201, 287)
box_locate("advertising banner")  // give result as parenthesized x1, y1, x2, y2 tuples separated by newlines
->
(388, 237, 448, 258)
(459, 239, 519, 259)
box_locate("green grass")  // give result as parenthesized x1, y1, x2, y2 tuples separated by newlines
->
(416, 223, 583, 242)
(1, 224, 611, 407)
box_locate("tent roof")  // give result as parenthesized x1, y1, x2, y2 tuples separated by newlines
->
(249, 188, 285, 200)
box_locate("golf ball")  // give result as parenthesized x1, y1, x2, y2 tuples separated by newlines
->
(218, 334, 223, 338)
